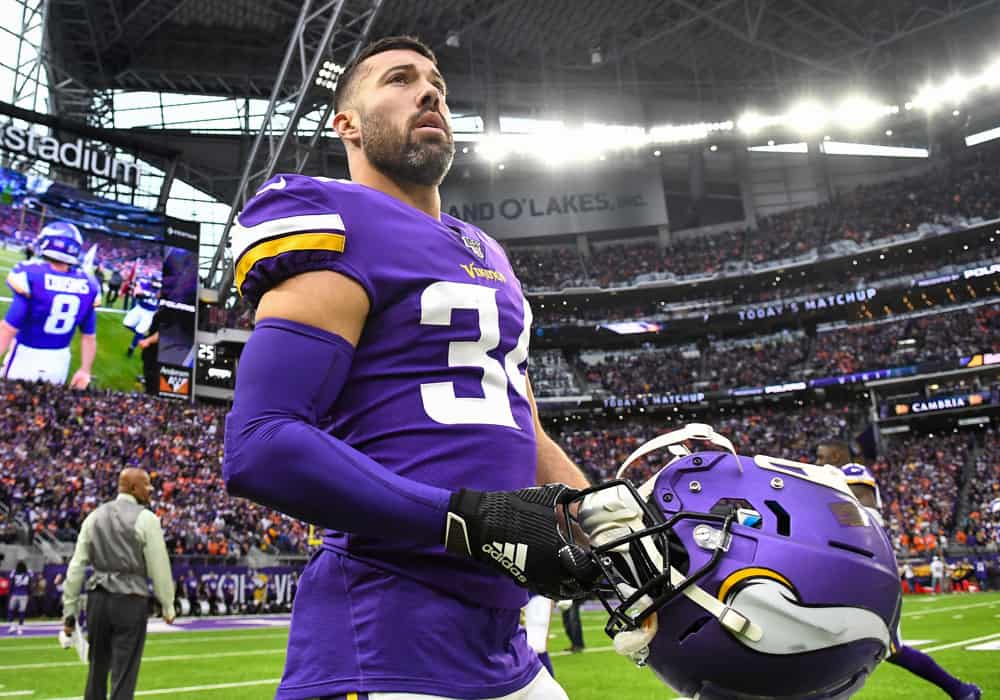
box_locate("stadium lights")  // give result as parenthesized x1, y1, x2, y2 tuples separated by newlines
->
(785, 100, 828, 134)
(834, 96, 898, 131)
(910, 59, 1000, 112)
(452, 53, 1000, 164)
(315, 60, 345, 91)
(736, 111, 778, 134)
(965, 124, 1000, 146)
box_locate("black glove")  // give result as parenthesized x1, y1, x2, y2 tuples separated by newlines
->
(63, 615, 75, 630)
(443, 484, 600, 599)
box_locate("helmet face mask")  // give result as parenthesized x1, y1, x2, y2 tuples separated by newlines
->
(565, 424, 902, 700)
(564, 478, 737, 638)
(36, 221, 84, 265)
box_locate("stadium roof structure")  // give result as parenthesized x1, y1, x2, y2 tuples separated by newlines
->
(47, 0, 1000, 113)
(40, 0, 1000, 183)
(48, 0, 998, 108)
(31, 0, 1000, 289)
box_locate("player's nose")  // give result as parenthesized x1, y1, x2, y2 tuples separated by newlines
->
(416, 82, 442, 112)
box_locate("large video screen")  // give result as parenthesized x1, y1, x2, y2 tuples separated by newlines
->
(0, 166, 198, 397)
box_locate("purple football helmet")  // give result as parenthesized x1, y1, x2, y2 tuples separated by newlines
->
(841, 463, 883, 510)
(565, 424, 901, 700)
(36, 221, 84, 265)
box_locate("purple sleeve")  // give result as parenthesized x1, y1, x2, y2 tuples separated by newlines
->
(3, 292, 28, 328)
(234, 176, 376, 308)
(78, 305, 97, 335)
(223, 317, 451, 543)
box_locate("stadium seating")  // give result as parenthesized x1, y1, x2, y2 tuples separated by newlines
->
(0, 380, 307, 557)
(507, 158, 1000, 292)
(552, 409, 984, 556)
(563, 304, 1000, 398)
(962, 428, 1000, 549)
(873, 431, 971, 555)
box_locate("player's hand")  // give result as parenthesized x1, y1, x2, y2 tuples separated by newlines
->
(443, 484, 600, 599)
(69, 369, 91, 390)
(163, 613, 175, 625)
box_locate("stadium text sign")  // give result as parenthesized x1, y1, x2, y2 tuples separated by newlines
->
(737, 288, 876, 322)
(0, 121, 141, 187)
(894, 393, 985, 415)
(442, 165, 668, 239)
(603, 391, 705, 408)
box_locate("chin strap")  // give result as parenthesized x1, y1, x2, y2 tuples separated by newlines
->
(616, 422, 740, 482)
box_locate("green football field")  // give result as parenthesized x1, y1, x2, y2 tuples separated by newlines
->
(0, 592, 997, 699)
(0, 247, 148, 394)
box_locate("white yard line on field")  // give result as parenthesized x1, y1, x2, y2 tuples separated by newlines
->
(0, 632, 287, 652)
(901, 600, 1000, 617)
(43, 678, 281, 700)
(921, 632, 1000, 653)
(0, 647, 285, 671)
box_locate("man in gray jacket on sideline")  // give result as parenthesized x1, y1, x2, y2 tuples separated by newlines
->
(62, 467, 176, 700)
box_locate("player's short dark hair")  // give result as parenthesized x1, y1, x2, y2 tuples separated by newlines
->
(333, 35, 437, 113)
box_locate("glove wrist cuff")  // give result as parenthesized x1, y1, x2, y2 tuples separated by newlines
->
(444, 489, 483, 557)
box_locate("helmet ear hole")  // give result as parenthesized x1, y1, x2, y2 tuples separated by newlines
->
(678, 615, 712, 644)
(764, 500, 791, 536)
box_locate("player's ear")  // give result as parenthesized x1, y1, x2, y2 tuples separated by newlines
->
(333, 109, 361, 145)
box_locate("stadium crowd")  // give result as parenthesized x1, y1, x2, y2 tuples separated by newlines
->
(507, 156, 1000, 292)
(568, 303, 1000, 397)
(553, 404, 860, 484)
(529, 243, 998, 327)
(874, 431, 971, 555)
(554, 410, 993, 556)
(0, 378, 994, 612)
(961, 429, 1000, 550)
(0, 380, 308, 558)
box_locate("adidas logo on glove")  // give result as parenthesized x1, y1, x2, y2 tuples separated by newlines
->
(481, 542, 528, 584)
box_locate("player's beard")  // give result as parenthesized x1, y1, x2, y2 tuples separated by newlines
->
(361, 108, 455, 187)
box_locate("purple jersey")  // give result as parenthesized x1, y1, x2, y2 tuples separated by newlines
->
(10, 571, 31, 596)
(5, 260, 99, 348)
(232, 175, 539, 698)
(134, 279, 159, 312)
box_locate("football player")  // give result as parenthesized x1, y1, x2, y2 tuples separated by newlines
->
(0, 221, 99, 388)
(6, 561, 30, 636)
(825, 443, 981, 700)
(123, 274, 160, 357)
(223, 35, 596, 700)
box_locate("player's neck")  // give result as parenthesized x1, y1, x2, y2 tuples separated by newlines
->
(48, 262, 70, 273)
(353, 164, 441, 220)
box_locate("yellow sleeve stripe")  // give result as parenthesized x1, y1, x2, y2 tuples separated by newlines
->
(235, 231, 346, 291)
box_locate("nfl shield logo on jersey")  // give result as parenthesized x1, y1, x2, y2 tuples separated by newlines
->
(461, 234, 485, 260)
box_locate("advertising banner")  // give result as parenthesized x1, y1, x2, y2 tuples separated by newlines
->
(441, 165, 668, 239)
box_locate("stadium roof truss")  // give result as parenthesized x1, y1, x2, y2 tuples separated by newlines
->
(22, 0, 1000, 293)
